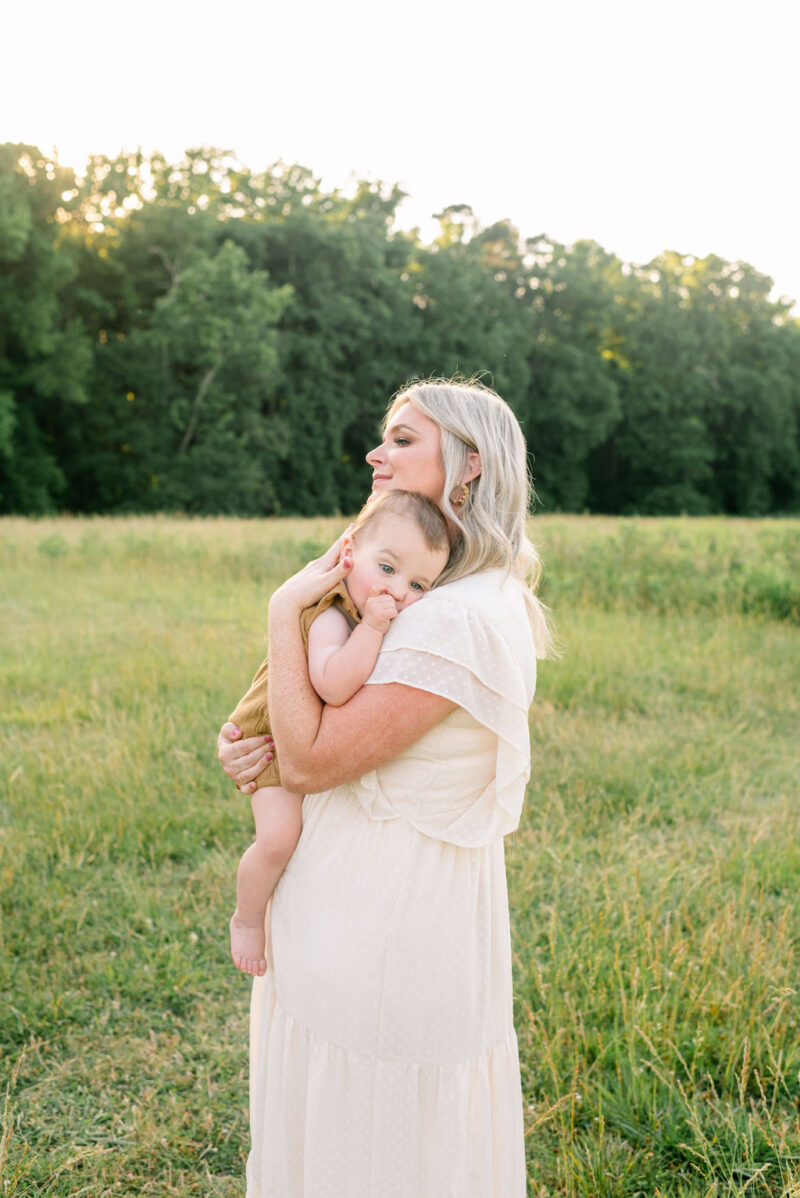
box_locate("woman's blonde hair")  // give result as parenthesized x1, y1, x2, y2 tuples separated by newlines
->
(384, 376, 552, 658)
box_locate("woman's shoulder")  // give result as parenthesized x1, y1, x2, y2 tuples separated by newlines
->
(386, 568, 535, 692)
(427, 568, 528, 626)
(373, 566, 536, 713)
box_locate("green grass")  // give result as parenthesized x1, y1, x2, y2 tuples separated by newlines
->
(1, 515, 798, 1196)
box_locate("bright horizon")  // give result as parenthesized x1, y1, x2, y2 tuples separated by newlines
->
(5, 0, 799, 310)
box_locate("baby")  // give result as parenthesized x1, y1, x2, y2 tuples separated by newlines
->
(228, 489, 450, 975)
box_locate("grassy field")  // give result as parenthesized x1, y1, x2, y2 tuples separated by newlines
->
(1, 515, 798, 1197)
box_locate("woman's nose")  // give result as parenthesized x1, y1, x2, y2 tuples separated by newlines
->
(366, 442, 384, 466)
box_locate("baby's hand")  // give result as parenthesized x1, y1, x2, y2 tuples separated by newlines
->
(363, 587, 399, 634)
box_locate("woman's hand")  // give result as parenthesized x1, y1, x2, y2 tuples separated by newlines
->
(268, 527, 354, 620)
(217, 722, 273, 794)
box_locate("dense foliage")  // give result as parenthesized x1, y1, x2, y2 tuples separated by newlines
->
(1, 143, 799, 516)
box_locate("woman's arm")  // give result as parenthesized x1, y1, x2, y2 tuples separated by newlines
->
(267, 594, 455, 793)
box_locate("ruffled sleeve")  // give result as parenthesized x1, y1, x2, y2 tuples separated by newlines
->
(361, 569, 536, 843)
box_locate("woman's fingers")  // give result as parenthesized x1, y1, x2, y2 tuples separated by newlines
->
(317, 523, 354, 568)
(218, 733, 269, 763)
(235, 758, 270, 788)
(322, 554, 353, 586)
(218, 732, 273, 778)
(316, 537, 344, 569)
(236, 744, 272, 771)
(220, 722, 242, 741)
(269, 530, 354, 614)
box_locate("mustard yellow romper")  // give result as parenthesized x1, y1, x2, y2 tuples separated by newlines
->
(228, 579, 361, 790)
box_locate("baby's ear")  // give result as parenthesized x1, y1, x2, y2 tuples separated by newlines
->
(341, 532, 354, 559)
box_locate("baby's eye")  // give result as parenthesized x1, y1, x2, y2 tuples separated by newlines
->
(410, 581, 425, 592)
(380, 563, 394, 574)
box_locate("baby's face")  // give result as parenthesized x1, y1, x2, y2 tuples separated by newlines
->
(345, 513, 449, 617)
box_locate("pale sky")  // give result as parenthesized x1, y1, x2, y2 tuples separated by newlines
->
(5, 0, 799, 308)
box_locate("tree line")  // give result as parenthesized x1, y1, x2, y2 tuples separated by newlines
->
(1, 142, 798, 517)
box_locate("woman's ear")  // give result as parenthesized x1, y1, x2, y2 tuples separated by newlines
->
(464, 452, 482, 484)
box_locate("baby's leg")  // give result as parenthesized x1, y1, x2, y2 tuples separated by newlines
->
(230, 786, 303, 976)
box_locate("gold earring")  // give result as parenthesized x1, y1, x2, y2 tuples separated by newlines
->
(457, 483, 469, 507)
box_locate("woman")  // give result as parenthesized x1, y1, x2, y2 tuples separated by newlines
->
(218, 379, 550, 1196)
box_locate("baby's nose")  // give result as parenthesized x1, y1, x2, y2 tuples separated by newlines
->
(396, 587, 419, 609)
(384, 580, 404, 603)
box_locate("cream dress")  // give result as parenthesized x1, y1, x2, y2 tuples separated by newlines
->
(246, 569, 537, 1197)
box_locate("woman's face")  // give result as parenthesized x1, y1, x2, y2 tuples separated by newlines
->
(366, 402, 446, 506)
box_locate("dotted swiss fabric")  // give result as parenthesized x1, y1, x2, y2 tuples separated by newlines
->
(246, 569, 535, 1196)
(362, 567, 536, 845)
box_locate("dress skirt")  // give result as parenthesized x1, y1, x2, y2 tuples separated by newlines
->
(246, 570, 537, 1196)
(246, 769, 526, 1197)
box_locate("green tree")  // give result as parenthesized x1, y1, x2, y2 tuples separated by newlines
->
(518, 239, 622, 511)
(66, 239, 291, 512)
(227, 171, 423, 514)
(681, 255, 800, 514)
(0, 144, 93, 511)
(406, 211, 531, 404)
(586, 253, 800, 514)
(3, 142, 799, 517)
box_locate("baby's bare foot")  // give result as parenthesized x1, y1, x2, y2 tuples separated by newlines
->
(230, 911, 267, 976)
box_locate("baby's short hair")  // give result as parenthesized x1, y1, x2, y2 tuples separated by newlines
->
(350, 490, 449, 555)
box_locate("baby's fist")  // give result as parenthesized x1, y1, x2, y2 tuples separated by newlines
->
(363, 589, 398, 633)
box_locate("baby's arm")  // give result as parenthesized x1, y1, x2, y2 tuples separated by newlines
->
(307, 590, 397, 707)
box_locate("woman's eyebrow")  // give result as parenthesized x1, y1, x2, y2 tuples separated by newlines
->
(386, 423, 415, 435)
